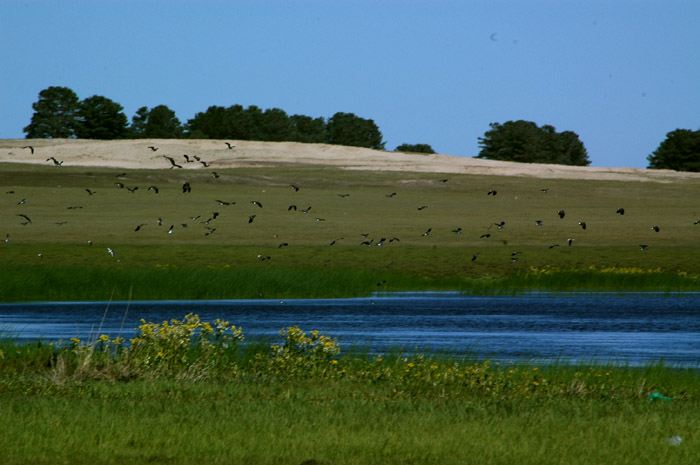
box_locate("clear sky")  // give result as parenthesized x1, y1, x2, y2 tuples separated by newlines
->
(1, 0, 698, 168)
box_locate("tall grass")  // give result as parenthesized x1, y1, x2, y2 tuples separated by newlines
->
(0, 315, 698, 464)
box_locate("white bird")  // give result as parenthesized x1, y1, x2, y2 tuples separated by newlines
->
(107, 247, 115, 257)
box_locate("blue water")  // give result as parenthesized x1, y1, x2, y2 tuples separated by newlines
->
(1, 292, 699, 366)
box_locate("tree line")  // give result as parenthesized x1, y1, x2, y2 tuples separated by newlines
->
(23, 86, 698, 170)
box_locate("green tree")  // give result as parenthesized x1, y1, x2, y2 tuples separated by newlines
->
(290, 115, 327, 143)
(476, 120, 590, 166)
(257, 108, 295, 142)
(395, 143, 435, 154)
(647, 129, 700, 172)
(186, 105, 228, 139)
(23, 86, 80, 138)
(130, 105, 183, 138)
(326, 112, 385, 150)
(75, 95, 129, 139)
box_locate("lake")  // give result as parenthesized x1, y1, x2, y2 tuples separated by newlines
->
(1, 292, 699, 366)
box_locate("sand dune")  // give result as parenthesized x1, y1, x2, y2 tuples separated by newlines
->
(0, 138, 694, 183)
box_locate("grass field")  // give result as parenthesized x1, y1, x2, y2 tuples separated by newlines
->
(1, 318, 698, 465)
(2, 161, 700, 300)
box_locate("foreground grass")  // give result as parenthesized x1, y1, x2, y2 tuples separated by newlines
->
(1, 316, 698, 464)
(2, 162, 700, 300)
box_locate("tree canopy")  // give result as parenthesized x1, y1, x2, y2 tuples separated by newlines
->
(395, 143, 435, 154)
(130, 105, 184, 139)
(647, 129, 700, 172)
(326, 112, 385, 150)
(23, 86, 80, 138)
(476, 120, 590, 166)
(75, 95, 129, 139)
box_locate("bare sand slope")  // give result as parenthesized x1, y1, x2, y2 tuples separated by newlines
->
(1, 138, 695, 183)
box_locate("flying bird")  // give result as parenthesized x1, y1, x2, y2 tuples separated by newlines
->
(472, 253, 479, 261)
(251, 201, 263, 208)
(115, 182, 124, 188)
(650, 226, 660, 232)
(212, 172, 220, 178)
(183, 154, 193, 163)
(315, 218, 326, 222)
(578, 221, 587, 230)
(216, 200, 232, 206)
(452, 228, 462, 234)
(225, 142, 235, 149)
(422, 228, 432, 236)
(557, 210, 566, 219)
(301, 206, 312, 214)
(535, 220, 543, 226)
(386, 193, 397, 198)
(47, 157, 63, 166)
(329, 238, 344, 246)
(541, 189, 549, 193)
(23, 145, 34, 154)
(439, 179, 448, 183)
(163, 156, 182, 169)
(85, 189, 96, 195)
(200, 160, 211, 167)
(17, 214, 31, 224)
(288, 205, 297, 211)
(494, 221, 505, 230)
(640, 245, 648, 251)
(548, 244, 560, 249)
(487, 190, 497, 196)
(204, 228, 216, 236)
(337, 193, 350, 198)
(148, 186, 159, 194)
(126, 186, 138, 193)
(567, 238, 575, 246)
(17, 198, 26, 205)
(168, 225, 174, 234)
(417, 206, 428, 210)
(248, 215, 256, 224)
(134, 224, 146, 232)
(279, 242, 289, 248)
(480, 233, 491, 238)
(182, 182, 191, 193)
(107, 247, 115, 257)
(148, 146, 158, 152)
(616, 208, 625, 215)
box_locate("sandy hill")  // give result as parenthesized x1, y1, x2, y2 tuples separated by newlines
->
(0, 138, 695, 183)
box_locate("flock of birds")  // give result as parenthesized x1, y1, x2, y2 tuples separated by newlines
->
(5, 143, 698, 278)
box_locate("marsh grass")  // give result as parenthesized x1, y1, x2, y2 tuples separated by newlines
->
(0, 317, 699, 464)
(3, 163, 700, 300)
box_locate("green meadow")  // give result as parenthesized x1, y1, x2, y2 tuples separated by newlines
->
(2, 161, 700, 301)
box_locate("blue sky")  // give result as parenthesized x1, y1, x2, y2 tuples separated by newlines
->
(1, 0, 698, 168)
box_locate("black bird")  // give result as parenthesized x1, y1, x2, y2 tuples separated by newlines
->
(315, 217, 326, 222)
(439, 179, 448, 183)
(115, 182, 124, 188)
(640, 245, 648, 251)
(225, 142, 235, 149)
(248, 215, 256, 224)
(164, 156, 182, 169)
(417, 206, 428, 210)
(148, 186, 159, 194)
(200, 160, 211, 168)
(650, 226, 660, 232)
(452, 228, 462, 234)
(67, 206, 82, 209)
(557, 210, 566, 219)
(17, 198, 26, 205)
(694, 220, 700, 225)
(494, 221, 505, 229)
(182, 154, 192, 163)
(251, 201, 263, 208)
(548, 244, 560, 249)
(23, 145, 34, 154)
(291, 185, 300, 192)
(127, 186, 138, 193)
(377, 280, 387, 286)
(389, 237, 400, 243)
(148, 146, 159, 152)
(578, 221, 587, 230)
(301, 206, 312, 214)
(135, 223, 146, 232)
(204, 228, 216, 236)
(168, 225, 174, 234)
(212, 172, 220, 178)
(17, 214, 31, 224)
(194, 155, 201, 162)
(257, 254, 271, 261)
(47, 157, 63, 166)
(182, 182, 191, 194)
(386, 193, 397, 198)
(279, 242, 289, 248)
(288, 205, 297, 211)
(567, 238, 575, 246)
(535, 220, 543, 227)
(616, 208, 625, 215)
(116, 173, 126, 178)
(329, 238, 344, 246)
(422, 228, 432, 236)
(480, 233, 491, 239)
(337, 193, 350, 198)
(511, 257, 519, 263)
(157, 217, 163, 226)
(472, 253, 479, 261)
(541, 188, 549, 193)
(215, 200, 232, 206)
(85, 189, 96, 195)
(487, 190, 497, 196)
